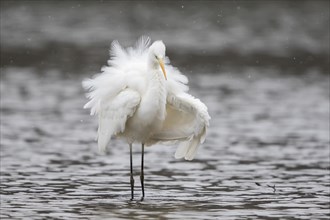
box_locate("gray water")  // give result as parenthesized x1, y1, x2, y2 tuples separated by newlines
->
(1, 1, 330, 219)
(1, 67, 329, 219)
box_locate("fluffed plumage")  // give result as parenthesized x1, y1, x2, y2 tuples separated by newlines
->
(82, 36, 210, 160)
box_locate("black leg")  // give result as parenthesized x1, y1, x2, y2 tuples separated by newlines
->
(129, 144, 134, 200)
(140, 143, 145, 201)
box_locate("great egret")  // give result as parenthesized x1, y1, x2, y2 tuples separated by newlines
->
(82, 36, 210, 200)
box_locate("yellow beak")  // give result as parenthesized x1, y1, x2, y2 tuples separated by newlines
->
(158, 58, 167, 80)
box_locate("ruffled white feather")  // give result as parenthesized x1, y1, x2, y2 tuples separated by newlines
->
(82, 36, 210, 160)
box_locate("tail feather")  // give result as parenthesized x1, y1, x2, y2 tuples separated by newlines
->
(175, 141, 190, 159)
(174, 135, 201, 161)
(185, 137, 200, 160)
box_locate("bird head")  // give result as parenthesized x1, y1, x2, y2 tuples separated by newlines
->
(149, 41, 167, 80)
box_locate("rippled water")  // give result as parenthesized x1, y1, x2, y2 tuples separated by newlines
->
(1, 67, 329, 219)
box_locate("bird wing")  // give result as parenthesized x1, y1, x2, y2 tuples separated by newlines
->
(83, 37, 150, 151)
(97, 89, 141, 152)
(82, 70, 129, 115)
(150, 93, 210, 160)
(82, 37, 149, 116)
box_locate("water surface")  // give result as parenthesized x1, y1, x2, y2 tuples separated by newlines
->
(1, 68, 329, 219)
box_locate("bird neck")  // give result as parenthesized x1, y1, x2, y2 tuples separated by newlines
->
(147, 67, 166, 90)
(144, 67, 167, 120)
(146, 58, 165, 81)
(148, 59, 159, 70)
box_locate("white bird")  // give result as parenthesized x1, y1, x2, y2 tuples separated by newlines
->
(82, 36, 210, 200)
